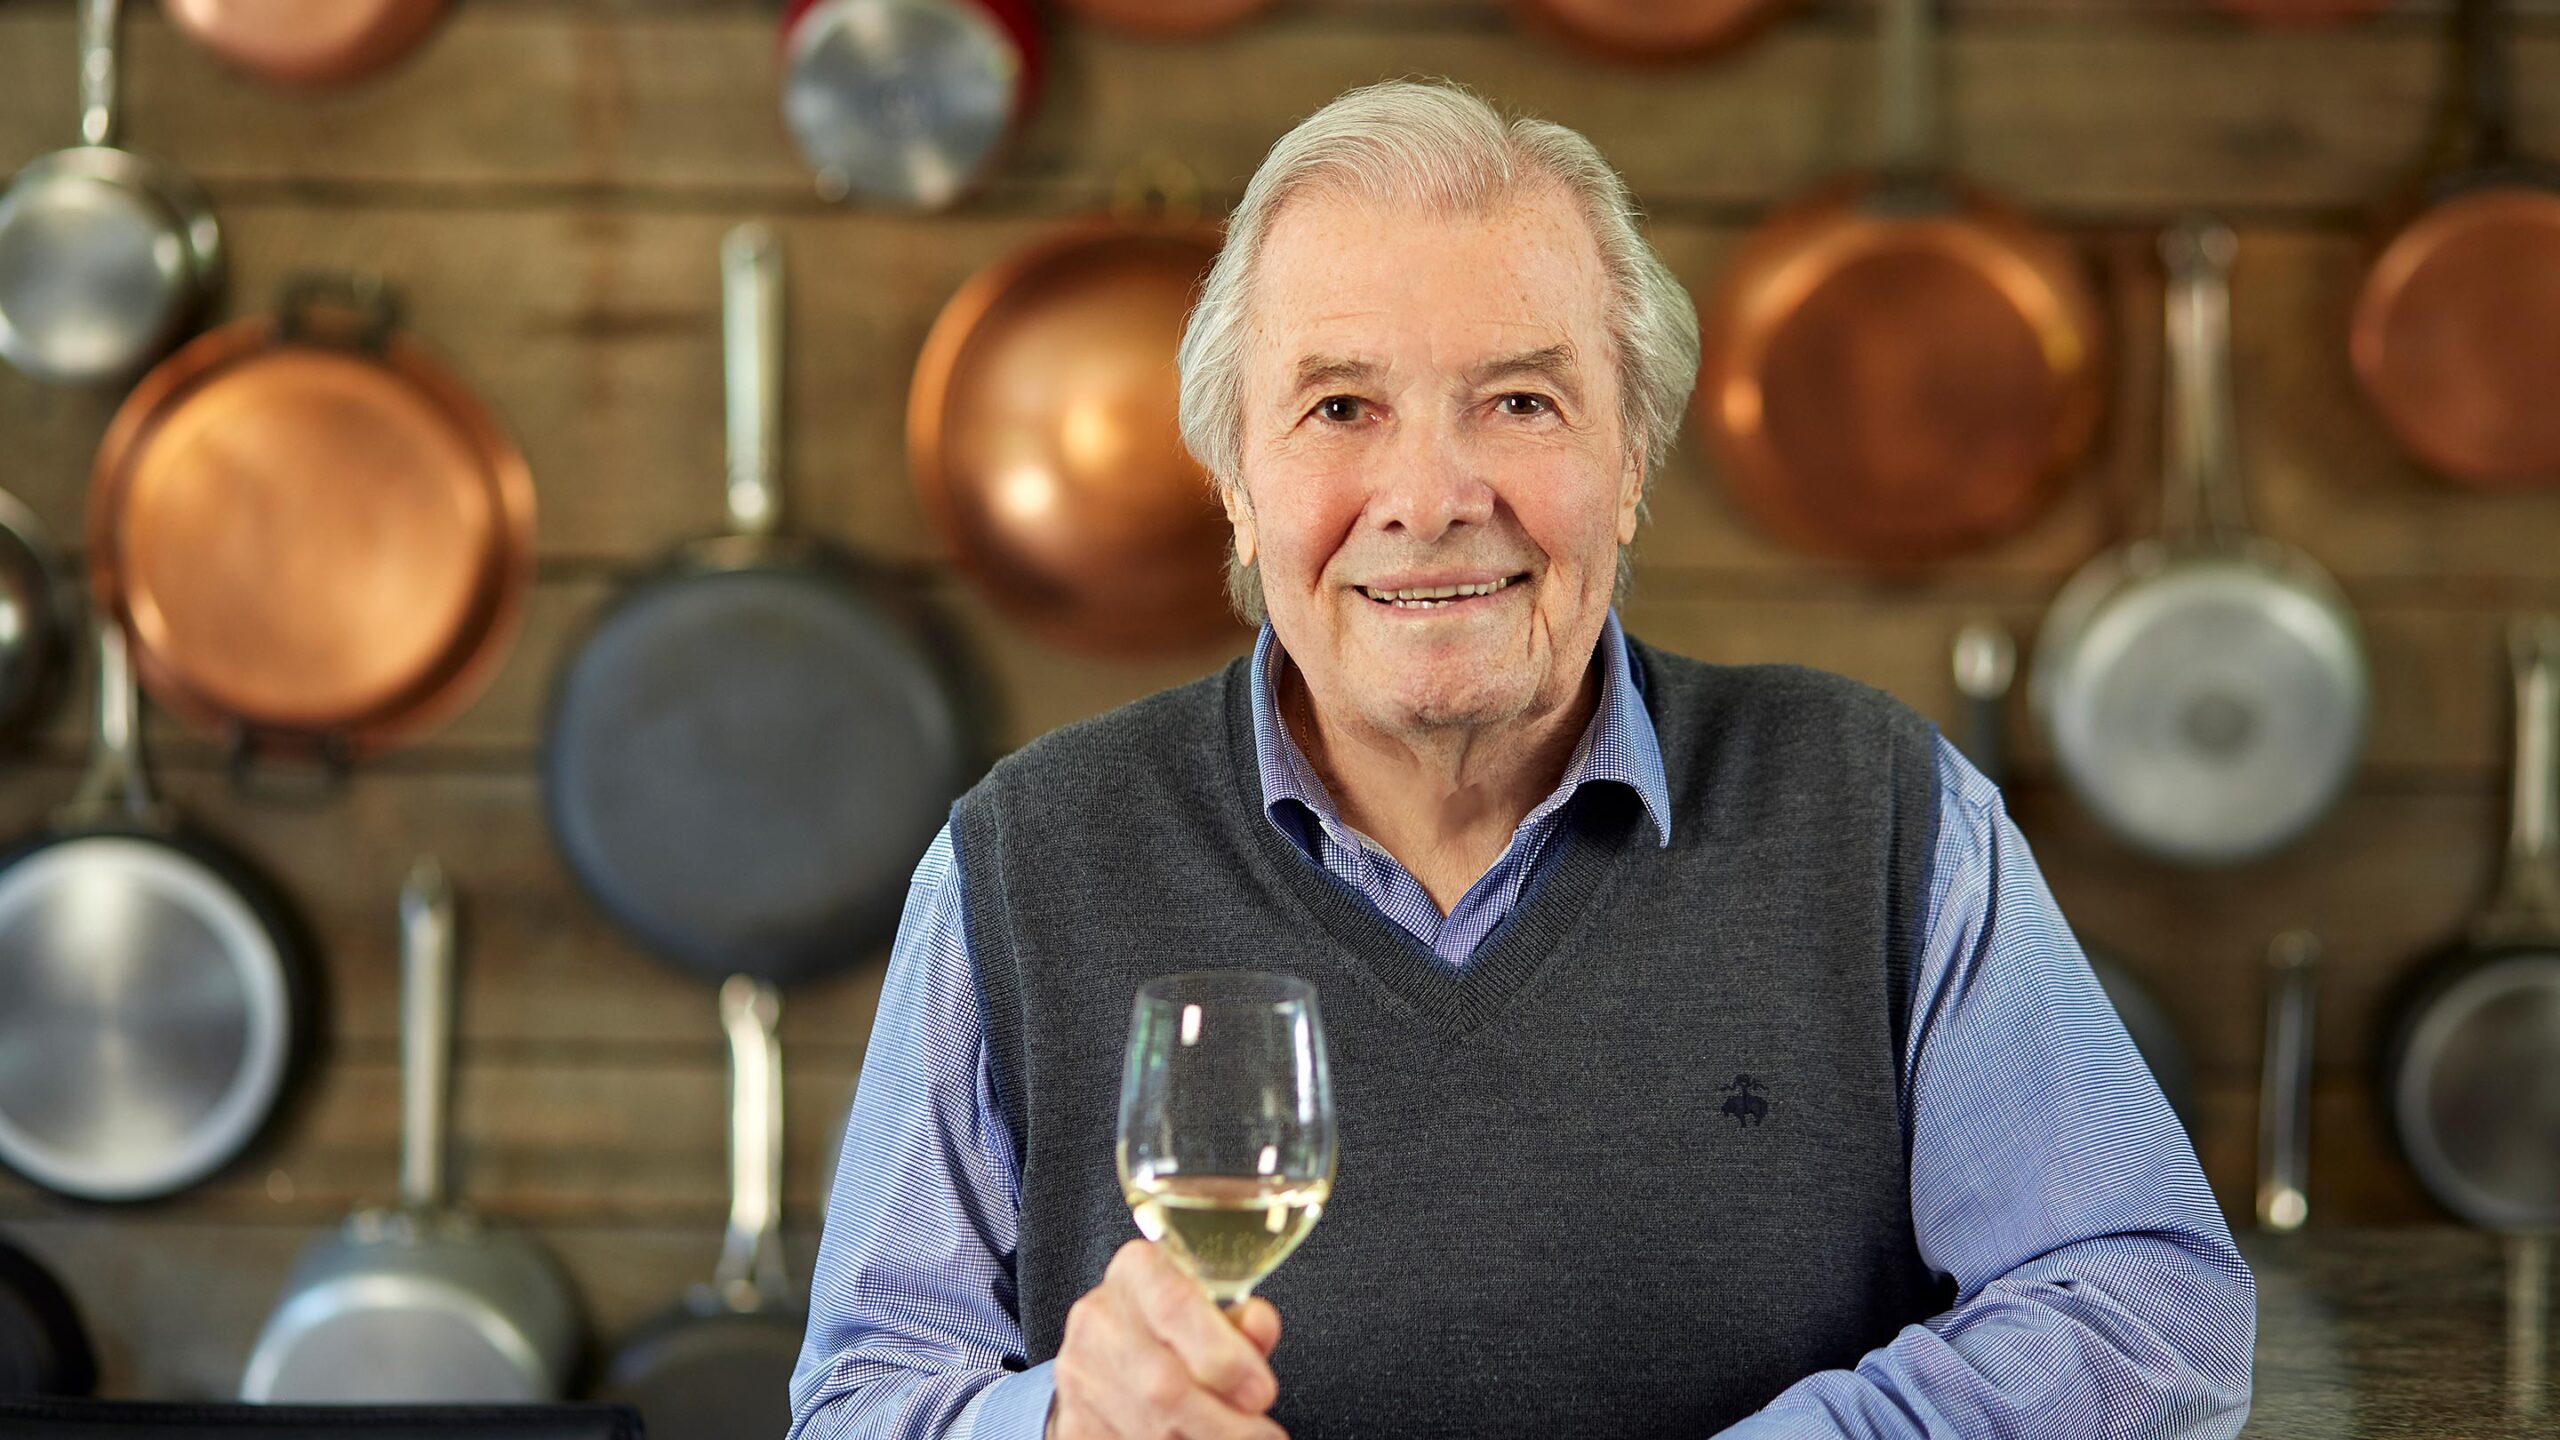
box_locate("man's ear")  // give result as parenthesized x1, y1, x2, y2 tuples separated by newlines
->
(1221, 478, 1259, 567)
(1616, 444, 1645, 547)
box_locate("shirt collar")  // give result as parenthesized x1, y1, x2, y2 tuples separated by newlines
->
(1248, 608, 1672, 852)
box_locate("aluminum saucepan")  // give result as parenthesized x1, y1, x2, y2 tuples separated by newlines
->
(0, 0, 221, 385)
(242, 860, 582, 1402)
(2031, 220, 2368, 867)
(779, 0, 1043, 210)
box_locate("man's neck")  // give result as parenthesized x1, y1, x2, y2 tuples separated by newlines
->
(1279, 652, 1602, 917)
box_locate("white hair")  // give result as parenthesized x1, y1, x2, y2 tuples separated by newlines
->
(1175, 78, 1701, 624)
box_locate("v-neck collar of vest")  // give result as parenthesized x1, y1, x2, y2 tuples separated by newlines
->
(1218, 660, 1658, 1040)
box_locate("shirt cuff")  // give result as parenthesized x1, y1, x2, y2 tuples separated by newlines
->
(954, 1361, 1055, 1440)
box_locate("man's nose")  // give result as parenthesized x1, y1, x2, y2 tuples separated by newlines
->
(1367, 414, 1494, 542)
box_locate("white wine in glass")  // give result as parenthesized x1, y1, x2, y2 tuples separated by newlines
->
(1116, 972, 1336, 1308)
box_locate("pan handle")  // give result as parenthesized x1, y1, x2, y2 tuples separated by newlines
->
(2255, 929, 2320, 1232)
(61, 620, 166, 828)
(715, 974, 791, 1311)
(77, 0, 118, 149)
(2158, 220, 2252, 547)
(2488, 615, 2560, 937)
(1950, 621, 2016, 791)
(1873, 0, 1942, 202)
(399, 859, 458, 1212)
(2459, 0, 2515, 170)
(276, 273, 400, 355)
(722, 224, 785, 540)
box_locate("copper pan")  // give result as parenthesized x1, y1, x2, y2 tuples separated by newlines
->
(2351, 0, 2560, 490)
(1697, 0, 2104, 570)
(910, 171, 1237, 656)
(1514, 0, 1799, 63)
(161, 0, 451, 89)
(89, 274, 534, 771)
(2211, 0, 2388, 27)
(1059, 0, 1279, 38)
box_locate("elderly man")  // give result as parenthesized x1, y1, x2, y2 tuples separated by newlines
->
(790, 80, 2253, 1440)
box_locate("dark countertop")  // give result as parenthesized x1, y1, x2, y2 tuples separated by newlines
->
(2241, 1227, 2553, 1438)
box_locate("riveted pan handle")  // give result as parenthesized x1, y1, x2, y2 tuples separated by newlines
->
(723, 224, 784, 540)
(400, 859, 458, 1212)
(61, 620, 165, 829)
(714, 975, 790, 1310)
(2160, 220, 2252, 548)
(1950, 621, 2016, 791)
(2486, 616, 2560, 939)
(78, 0, 119, 149)
(2255, 930, 2320, 1232)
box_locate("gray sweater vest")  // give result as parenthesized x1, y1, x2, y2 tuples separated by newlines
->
(953, 640, 1954, 1438)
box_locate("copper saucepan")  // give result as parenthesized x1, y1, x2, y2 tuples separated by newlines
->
(1058, 0, 1278, 38)
(1513, 0, 1800, 63)
(2351, 0, 2560, 491)
(88, 275, 535, 772)
(160, 0, 452, 89)
(1697, 0, 2104, 570)
(909, 200, 1239, 657)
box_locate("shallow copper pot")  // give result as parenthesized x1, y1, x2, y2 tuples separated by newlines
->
(1058, 0, 1278, 38)
(1514, 0, 1800, 62)
(161, 0, 451, 88)
(88, 276, 534, 767)
(909, 221, 1241, 657)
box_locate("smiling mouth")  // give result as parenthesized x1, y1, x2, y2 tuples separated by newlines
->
(1356, 573, 1529, 609)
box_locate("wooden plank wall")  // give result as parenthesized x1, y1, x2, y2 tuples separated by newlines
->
(2, 0, 2557, 1399)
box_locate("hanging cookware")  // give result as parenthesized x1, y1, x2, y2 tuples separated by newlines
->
(0, 1231, 96, 1397)
(2031, 220, 2368, 867)
(88, 274, 534, 774)
(597, 978, 804, 1440)
(544, 224, 984, 987)
(2257, 930, 2320, 1233)
(1059, 0, 1274, 38)
(160, 0, 452, 90)
(0, 488, 70, 750)
(778, 0, 1043, 211)
(2380, 616, 2560, 1233)
(242, 860, 583, 1403)
(2213, 0, 2386, 26)
(0, 622, 305, 1203)
(1949, 621, 2195, 1124)
(2351, 0, 2560, 490)
(910, 172, 1237, 657)
(1696, 0, 2103, 571)
(1513, 0, 1798, 63)
(0, 0, 222, 386)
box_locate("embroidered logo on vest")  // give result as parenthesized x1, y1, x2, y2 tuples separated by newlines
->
(1720, 1074, 1769, 1127)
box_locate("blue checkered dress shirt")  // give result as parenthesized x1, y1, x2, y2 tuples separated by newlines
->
(786, 612, 2255, 1440)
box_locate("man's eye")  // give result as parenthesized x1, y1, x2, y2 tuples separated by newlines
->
(1314, 396, 1364, 424)
(1498, 393, 1553, 418)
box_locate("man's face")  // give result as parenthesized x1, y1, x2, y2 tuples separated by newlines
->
(1229, 181, 1642, 740)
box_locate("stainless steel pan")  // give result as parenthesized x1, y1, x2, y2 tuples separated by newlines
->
(0, 0, 221, 384)
(2380, 617, 2560, 1232)
(2257, 930, 2320, 1232)
(0, 622, 303, 1202)
(242, 861, 582, 1402)
(0, 488, 70, 748)
(2031, 220, 2369, 867)
(1950, 621, 2194, 1124)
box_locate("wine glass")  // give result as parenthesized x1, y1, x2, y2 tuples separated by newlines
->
(1116, 971, 1336, 1309)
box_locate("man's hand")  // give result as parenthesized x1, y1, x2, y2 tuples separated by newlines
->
(1046, 1238, 1286, 1440)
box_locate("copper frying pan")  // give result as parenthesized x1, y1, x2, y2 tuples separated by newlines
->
(1059, 0, 1278, 38)
(89, 275, 534, 771)
(2351, 0, 2560, 490)
(1514, 0, 1800, 63)
(1697, 0, 2103, 571)
(160, 0, 451, 89)
(909, 200, 1238, 657)
(2212, 0, 2388, 26)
